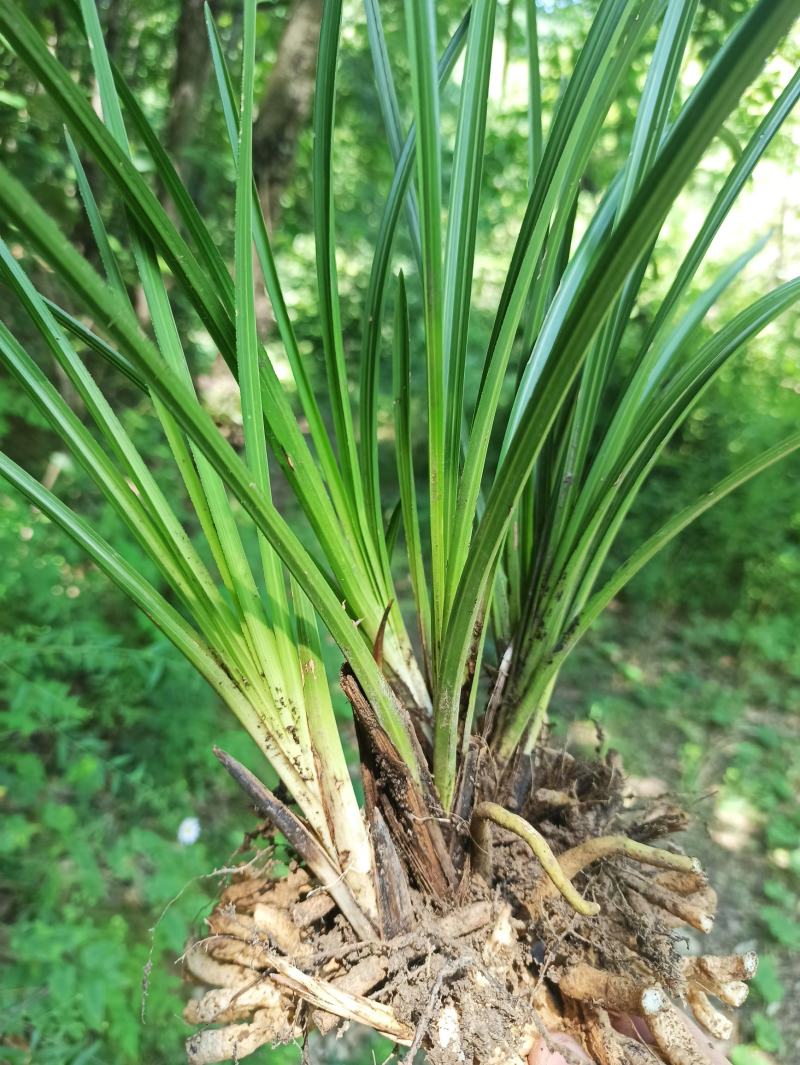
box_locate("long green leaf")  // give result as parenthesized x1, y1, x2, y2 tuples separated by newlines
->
(439, 0, 799, 798)
(313, 0, 364, 524)
(392, 273, 432, 676)
(0, 163, 402, 659)
(525, 0, 542, 180)
(0, 450, 328, 817)
(64, 128, 127, 296)
(0, 2, 231, 350)
(446, 0, 655, 624)
(561, 236, 770, 566)
(645, 62, 800, 348)
(358, 11, 470, 576)
(0, 169, 419, 776)
(404, 0, 447, 658)
(78, 0, 288, 700)
(203, 6, 377, 620)
(561, 0, 699, 535)
(0, 243, 235, 653)
(363, 0, 422, 264)
(435, 0, 658, 803)
(0, 453, 235, 697)
(0, 3, 391, 646)
(498, 430, 800, 756)
(442, 0, 497, 557)
(235, 0, 307, 721)
(506, 275, 800, 744)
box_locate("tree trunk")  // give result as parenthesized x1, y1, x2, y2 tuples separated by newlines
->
(252, 0, 323, 231)
(164, 0, 216, 165)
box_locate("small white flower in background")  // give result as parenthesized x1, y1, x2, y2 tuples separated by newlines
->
(177, 816, 201, 846)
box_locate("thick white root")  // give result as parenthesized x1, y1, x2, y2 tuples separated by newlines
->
(184, 980, 286, 1025)
(641, 987, 718, 1065)
(183, 945, 253, 989)
(185, 1007, 298, 1065)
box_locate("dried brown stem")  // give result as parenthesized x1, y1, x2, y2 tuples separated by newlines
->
(313, 954, 390, 1034)
(213, 747, 374, 938)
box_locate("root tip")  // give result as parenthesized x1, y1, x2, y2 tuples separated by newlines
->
(641, 987, 667, 1015)
(722, 980, 749, 1007)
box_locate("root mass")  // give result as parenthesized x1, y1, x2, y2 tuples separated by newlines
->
(183, 745, 753, 1065)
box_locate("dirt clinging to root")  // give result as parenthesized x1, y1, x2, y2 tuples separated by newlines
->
(182, 745, 755, 1065)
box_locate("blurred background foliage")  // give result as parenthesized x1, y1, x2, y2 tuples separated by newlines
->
(0, 0, 798, 1062)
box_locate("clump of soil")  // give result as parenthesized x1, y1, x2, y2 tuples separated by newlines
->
(182, 744, 756, 1065)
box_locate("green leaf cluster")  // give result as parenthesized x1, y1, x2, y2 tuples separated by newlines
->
(0, 0, 798, 853)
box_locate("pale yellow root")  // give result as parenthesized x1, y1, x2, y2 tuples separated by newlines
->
(252, 901, 306, 956)
(557, 962, 643, 1015)
(529, 836, 700, 912)
(196, 935, 271, 968)
(474, 802, 601, 916)
(183, 945, 253, 989)
(184, 981, 286, 1025)
(183, 858, 750, 1065)
(680, 952, 756, 1044)
(221, 866, 309, 910)
(683, 953, 758, 985)
(534, 788, 576, 810)
(557, 837, 699, 881)
(439, 899, 493, 937)
(187, 936, 412, 1052)
(185, 1007, 298, 1065)
(580, 1005, 628, 1065)
(292, 890, 336, 927)
(685, 984, 733, 1042)
(713, 980, 749, 1008)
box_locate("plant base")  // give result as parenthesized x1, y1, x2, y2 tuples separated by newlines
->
(183, 746, 755, 1065)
